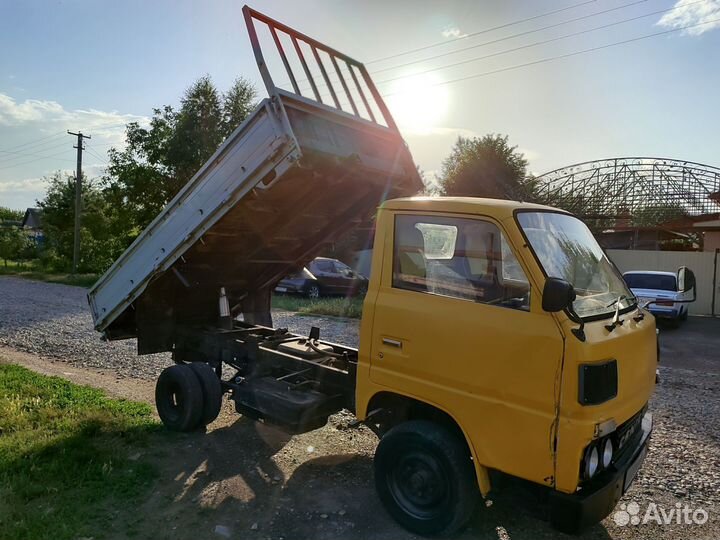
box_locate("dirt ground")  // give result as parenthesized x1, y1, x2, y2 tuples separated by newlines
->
(1, 316, 719, 540)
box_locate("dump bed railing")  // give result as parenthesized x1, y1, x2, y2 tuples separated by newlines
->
(243, 5, 396, 130)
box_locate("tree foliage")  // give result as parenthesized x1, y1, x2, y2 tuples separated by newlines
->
(633, 204, 689, 227)
(37, 172, 128, 273)
(437, 134, 538, 201)
(0, 207, 23, 223)
(104, 76, 257, 232)
(0, 227, 27, 267)
(27, 76, 259, 275)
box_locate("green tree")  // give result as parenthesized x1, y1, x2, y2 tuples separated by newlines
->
(438, 134, 538, 201)
(633, 204, 688, 227)
(0, 227, 25, 267)
(38, 172, 126, 273)
(105, 75, 257, 232)
(0, 207, 23, 223)
(222, 77, 258, 134)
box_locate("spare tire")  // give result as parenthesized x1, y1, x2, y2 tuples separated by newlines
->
(155, 364, 204, 431)
(189, 362, 223, 426)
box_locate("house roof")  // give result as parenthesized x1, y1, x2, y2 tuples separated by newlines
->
(21, 208, 43, 229)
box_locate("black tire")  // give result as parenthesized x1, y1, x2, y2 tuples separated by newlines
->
(189, 362, 223, 426)
(680, 307, 689, 321)
(306, 284, 321, 299)
(155, 364, 204, 432)
(374, 420, 478, 537)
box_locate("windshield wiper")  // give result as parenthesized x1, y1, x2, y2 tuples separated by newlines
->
(604, 295, 630, 332)
(606, 294, 647, 323)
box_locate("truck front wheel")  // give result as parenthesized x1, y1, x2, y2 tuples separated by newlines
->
(374, 420, 478, 536)
(155, 365, 204, 431)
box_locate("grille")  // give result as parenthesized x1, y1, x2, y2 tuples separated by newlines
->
(613, 406, 646, 464)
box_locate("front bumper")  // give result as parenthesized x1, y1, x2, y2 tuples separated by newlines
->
(550, 411, 653, 534)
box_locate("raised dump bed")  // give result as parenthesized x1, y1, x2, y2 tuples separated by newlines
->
(88, 6, 421, 352)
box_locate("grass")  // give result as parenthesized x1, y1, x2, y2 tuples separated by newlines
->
(272, 294, 364, 319)
(0, 260, 99, 288)
(0, 364, 160, 540)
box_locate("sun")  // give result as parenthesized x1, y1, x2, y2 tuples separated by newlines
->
(385, 72, 449, 131)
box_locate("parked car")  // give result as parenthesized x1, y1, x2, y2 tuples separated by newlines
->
(275, 257, 368, 298)
(623, 269, 695, 325)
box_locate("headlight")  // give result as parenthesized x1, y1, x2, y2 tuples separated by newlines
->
(584, 445, 599, 479)
(602, 438, 614, 468)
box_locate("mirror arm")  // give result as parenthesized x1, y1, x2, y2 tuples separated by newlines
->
(566, 305, 586, 342)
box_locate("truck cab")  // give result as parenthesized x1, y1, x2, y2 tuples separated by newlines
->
(356, 197, 656, 535)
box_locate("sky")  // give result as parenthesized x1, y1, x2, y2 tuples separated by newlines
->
(1, 0, 719, 210)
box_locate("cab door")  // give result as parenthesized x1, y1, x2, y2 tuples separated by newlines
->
(369, 212, 564, 486)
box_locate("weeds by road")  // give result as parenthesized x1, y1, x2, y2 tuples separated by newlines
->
(0, 364, 159, 540)
(272, 294, 364, 319)
(0, 260, 98, 287)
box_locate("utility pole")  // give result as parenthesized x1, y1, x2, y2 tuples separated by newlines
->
(67, 130, 91, 274)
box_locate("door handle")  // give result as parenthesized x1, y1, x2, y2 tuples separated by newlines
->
(382, 338, 403, 348)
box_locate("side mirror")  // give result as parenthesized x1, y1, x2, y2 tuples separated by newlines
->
(677, 266, 696, 293)
(542, 277, 577, 313)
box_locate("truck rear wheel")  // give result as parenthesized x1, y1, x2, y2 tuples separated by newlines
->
(155, 365, 204, 432)
(374, 420, 478, 537)
(189, 362, 223, 426)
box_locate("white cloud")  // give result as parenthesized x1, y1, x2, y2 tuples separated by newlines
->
(0, 93, 148, 136)
(0, 93, 145, 209)
(441, 27, 468, 39)
(657, 0, 720, 36)
(0, 176, 48, 193)
(518, 147, 541, 162)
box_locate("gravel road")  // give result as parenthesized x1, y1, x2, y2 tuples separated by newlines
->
(1, 275, 718, 539)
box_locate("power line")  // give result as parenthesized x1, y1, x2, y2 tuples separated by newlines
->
(0, 150, 75, 171)
(87, 139, 127, 149)
(372, 0, 651, 75)
(292, 0, 652, 95)
(84, 146, 109, 164)
(366, 0, 602, 65)
(382, 16, 720, 97)
(0, 140, 73, 164)
(0, 131, 65, 154)
(374, 0, 702, 87)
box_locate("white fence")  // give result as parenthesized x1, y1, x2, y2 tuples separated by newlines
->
(608, 249, 720, 316)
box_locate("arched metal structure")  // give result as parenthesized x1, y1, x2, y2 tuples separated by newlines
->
(536, 157, 720, 230)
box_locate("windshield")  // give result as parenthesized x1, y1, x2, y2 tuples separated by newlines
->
(624, 273, 677, 291)
(517, 212, 635, 319)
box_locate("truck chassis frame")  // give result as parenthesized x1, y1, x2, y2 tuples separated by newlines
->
(172, 321, 358, 433)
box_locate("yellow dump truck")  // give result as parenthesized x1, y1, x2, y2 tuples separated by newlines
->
(88, 6, 660, 536)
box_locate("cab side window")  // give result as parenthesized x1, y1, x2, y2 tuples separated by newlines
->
(393, 215, 530, 310)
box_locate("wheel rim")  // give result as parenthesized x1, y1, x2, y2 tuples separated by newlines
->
(308, 286, 320, 299)
(387, 450, 450, 520)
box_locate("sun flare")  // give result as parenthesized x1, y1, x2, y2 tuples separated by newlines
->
(385, 72, 449, 131)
